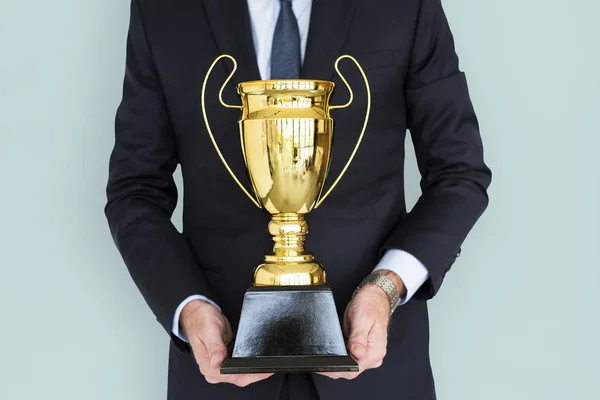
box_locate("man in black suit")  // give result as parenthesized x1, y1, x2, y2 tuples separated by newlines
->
(105, 0, 491, 398)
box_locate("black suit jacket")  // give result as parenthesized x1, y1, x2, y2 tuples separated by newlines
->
(105, 0, 491, 398)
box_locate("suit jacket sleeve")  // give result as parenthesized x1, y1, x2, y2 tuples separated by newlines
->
(381, 0, 492, 300)
(105, 0, 214, 337)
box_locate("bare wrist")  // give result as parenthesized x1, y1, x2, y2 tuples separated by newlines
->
(180, 299, 219, 334)
(358, 284, 390, 303)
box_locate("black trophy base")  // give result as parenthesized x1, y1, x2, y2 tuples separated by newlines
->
(221, 355, 357, 374)
(221, 285, 358, 374)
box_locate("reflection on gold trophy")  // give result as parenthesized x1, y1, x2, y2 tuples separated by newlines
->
(201, 55, 370, 373)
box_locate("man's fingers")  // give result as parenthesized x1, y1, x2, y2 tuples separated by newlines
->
(204, 373, 273, 387)
(207, 345, 228, 369)
(185, 309, 272, 387)
(347, 318, 370, 360)
(342, 306, 352, 336)
(198, 331, 272, 386)
(232, 373, 274, 387)
(318, 371, 361, 380)
(192, 339, 216, 378)
(363, 321, 387, 367)
(192, 340, 209, 364)
(200, 332, 229, 369)
(221, 318, 234, 345)
(322, 293, 390, 382)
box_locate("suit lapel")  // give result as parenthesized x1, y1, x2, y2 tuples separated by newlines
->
(301, 0, 357, 80)
(202, 0, 261, 84)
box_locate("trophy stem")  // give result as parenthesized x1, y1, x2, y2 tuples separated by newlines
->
(267, 213, 312, 262)
(253, 213, 326, 286)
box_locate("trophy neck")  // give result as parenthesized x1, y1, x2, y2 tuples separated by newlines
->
(267, 213, 311, 262)
(253, 213, 326, 286)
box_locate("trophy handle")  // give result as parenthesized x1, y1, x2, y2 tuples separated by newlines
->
(315, 55, 371, 209)
(201, 54, 261, 208)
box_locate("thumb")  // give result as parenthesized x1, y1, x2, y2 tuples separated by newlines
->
(347, 319, 369, 360)
(205, 337, 228, 369)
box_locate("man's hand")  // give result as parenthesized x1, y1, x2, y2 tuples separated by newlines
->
(181, 300, 273, 387)
(320, 270, 405, 380)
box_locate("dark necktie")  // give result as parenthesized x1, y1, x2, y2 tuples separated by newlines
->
(270, 0, 301, 79)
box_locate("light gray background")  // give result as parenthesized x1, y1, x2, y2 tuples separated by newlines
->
(1, 1, 598, 399)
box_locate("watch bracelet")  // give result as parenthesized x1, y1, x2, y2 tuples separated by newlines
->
(352, 272, 401, 315)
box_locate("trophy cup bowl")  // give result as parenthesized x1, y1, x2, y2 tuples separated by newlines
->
(201, 55, 371, 373)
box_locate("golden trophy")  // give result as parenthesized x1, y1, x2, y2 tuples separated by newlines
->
(201, 55, 370, 373)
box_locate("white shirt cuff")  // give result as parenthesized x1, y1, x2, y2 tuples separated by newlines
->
(373, 249, 429, 305)
(172, 295, 222, 342)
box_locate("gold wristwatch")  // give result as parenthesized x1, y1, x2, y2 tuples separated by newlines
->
(353, 272, 402, 315)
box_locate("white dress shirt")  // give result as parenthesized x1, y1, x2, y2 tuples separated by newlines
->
(172, 0, 429, 341)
